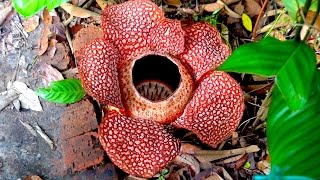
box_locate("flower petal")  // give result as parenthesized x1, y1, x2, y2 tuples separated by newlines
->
(173, 71, 244, 148)
(118, 52, 194, 124)
(149, 19, 185, 55)
(102, 0, 165, 60)
(78, 38, 123, 107)
(178, 22, 231, 81)
(99, 110, 180, 178)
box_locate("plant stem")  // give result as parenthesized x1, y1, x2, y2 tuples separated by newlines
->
(303, 0, 320, 41)
(294, 0, 312, 41)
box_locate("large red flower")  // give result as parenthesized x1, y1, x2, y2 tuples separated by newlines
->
(78, 0, 245, 178)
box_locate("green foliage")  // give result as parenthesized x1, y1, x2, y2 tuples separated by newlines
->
(157, 169, 169, 180)
(219, 37, 317, 110)
(13, 0, 69, 17)
(218, 36, 320, 179)
(282, 0, 318, 20)
(36, 79, 85, 104)
(193, 9, 221, 26)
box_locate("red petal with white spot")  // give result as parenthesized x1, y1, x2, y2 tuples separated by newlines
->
(178, 22, 231, 81)
(102, 0, 165, 61)
(173, 71, 244, 148)
(149, 19, 185, 55)
(99, 110, 180, 178)
(78, 38, 123, 107)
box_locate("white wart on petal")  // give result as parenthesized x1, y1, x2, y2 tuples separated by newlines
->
(99, 110, 180, 178)
(173, 71, 244, 148)
(78, 38, 123, 108)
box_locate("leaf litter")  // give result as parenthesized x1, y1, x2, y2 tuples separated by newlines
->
(2, 0, 319, 179)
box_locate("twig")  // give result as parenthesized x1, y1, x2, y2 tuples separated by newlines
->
(303, 0, 320, 41)
(252, 0, 269, 41)
(35, 124, 55, 150)
(294, 0, 312, 41)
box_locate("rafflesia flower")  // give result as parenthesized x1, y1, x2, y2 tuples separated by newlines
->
(78, 0, 245, 178)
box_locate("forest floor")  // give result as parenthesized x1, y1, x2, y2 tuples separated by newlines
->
(0, 0, 318, 179)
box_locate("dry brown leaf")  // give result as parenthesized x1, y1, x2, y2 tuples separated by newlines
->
(231, 132, 238, 146)
(0, 3, 12, 25)
(202, 2, 224, 13)
(194, 145, 260, 162)
(233, 1, 244, 15)
(39, 62, 64, 87)
(96, 0, 116, 10)
(42, 8, 52, 25)
(180, 143, 202, 154)
(222, 153, 245, 164)
(165, 0, 182, 7)
(244, 0, 261, 17)
(38, 26, 52, 56)
(22, 15, 40, 32)
(47, 38, 58, 58)
(174, 154, 200, 174)
(221, 0, 240, 5)
(71, 0, 79, 5)
(60, 3, 100, 18)
(24, 175, 43, 180)
(217, 0, 241, 18)
(41, 42, 70, 70)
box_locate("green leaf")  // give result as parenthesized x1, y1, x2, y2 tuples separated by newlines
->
(266, 72, 320, 179)
(282, 0, 319, 20)
(36, 79, 85, 104)
(242, 13, 252, 32)
(218, 36, 317, 110)
(13, 0, 69, 17)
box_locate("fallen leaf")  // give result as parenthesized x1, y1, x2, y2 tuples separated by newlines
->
(165, 0, 181, 7)
(180, 143, 202, 154)
(193, 166, 232, 180)
(38, 26, 52, 56)
(174, 154, 200, 175)
(11, 81, 43, 111)
(242, 13, 252, 32)
(194, 145, 260, 162)
(202, 2, 224, 13)
(19, 120, 38, 137)
(231, 132, 238, 146)
(71, 0, 79, 5)
(42, 42, 71, 70)
(96, 0, 115, 10)
(35, 124, 55, 149)
(0, 3, 12, 25)
(62, 68, 79, 79)
(233, 1, 244, 15)
(217, 0, 241, 18)
(24, 175, 43, 180)
(22, 15, 40, 32)
(40, 62, 64, 87)
(0, 89, 19, 112)
(50, 22, 67, 41)
(60, 3, 100, 18)
(244, 0, 261, 17)
(42, 8, 52, 25)
(221, 0, 240, 5)
(46, 38, 58, 58)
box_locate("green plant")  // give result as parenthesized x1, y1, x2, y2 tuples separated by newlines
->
(218, 0, 320, 179)
(36, 79, 85, 104)
(13, 0, 68, 17)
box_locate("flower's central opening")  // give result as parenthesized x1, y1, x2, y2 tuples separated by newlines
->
(132, 55, 181, 102)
